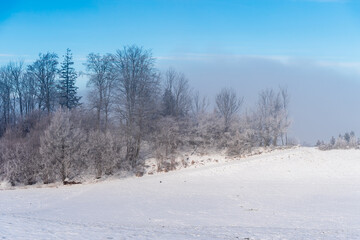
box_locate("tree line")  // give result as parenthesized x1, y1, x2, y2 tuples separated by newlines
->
(0, 45, 291, 186)
(316, 131, 359, 150)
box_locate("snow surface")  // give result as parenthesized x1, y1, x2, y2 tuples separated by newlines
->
(1, 147, 360, 239)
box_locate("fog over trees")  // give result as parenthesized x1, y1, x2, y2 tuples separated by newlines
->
(0, 45, 291, 186)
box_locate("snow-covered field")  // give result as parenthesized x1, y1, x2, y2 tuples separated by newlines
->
(1, 147, 360, 239)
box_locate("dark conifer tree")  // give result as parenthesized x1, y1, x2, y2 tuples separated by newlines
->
(162, 88, 175, 116)
(58, 49, 81, 109)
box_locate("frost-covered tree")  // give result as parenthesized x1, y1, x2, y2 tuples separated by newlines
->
(215, 88, 243, 132)
(334, 134, 347, 149)
(349, 131, 357, 147)
(58, 49, 81, 109)
(40, 108, 85, 183)
(112, 45, 160, 168)
(315, 140, 323, 147)
(153, 117, 180, 166)
(344, 132, 351, 144)
(187, 111, 223, 151)
(280, 87, 290, 145)
(191, 91, 209, 117)
(330, 136, 336, 146)
(162, 68, 192, 118)
(256, 88, 290, 146)
(86, 130, 118, 179)
(334, 132, 357, 149)
(319, 131, 358, 150)
(0, 141, 40, 186)
(0, 119, 44, 186)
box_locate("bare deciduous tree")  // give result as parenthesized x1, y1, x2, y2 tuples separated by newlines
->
(0, 46, 295, 186)
(215, 88, 243, 132)
(22, 72, 37, 116)
(162, 68, 192, 118)
(112, 45, 160, 169)
(256, 87, 290, 146)
(0, 66, 12, 131)
(27, 53, 59, 114)
(8, 61, 25, 118)
(280, 87, 290, 145)
(85, 53, 115, 130)
(191, 90, 209, 117)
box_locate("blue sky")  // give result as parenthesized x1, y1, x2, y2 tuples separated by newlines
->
(1, 0, 360, 144)
(1, 0, 360, 61)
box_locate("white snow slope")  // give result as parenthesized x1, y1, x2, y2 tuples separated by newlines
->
(1, 147, 360, 240)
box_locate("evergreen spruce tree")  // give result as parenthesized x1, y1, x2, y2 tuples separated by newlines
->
(58, 48, 81, 109)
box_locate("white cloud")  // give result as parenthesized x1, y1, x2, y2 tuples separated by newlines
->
(156, 53, 293, 65)
(0, 53, 14, 57)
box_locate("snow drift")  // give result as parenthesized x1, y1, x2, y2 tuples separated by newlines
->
(1, 147, 360, 239)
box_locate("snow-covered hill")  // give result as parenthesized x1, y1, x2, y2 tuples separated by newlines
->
(1, 147, 360, 239)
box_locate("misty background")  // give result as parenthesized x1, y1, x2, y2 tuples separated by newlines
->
(1, 0, 360, 144)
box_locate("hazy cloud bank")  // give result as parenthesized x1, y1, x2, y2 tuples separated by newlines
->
(158, 54, 360, 144)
